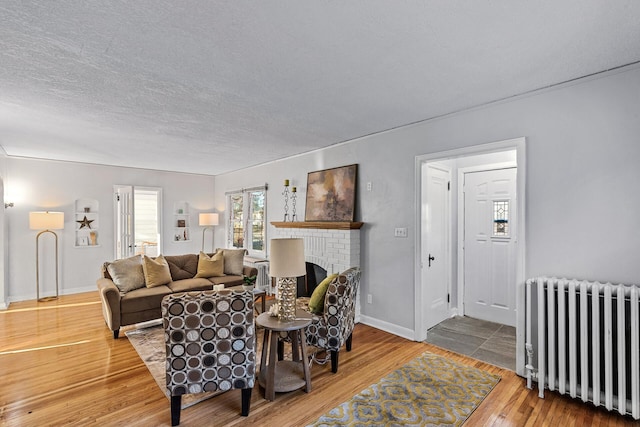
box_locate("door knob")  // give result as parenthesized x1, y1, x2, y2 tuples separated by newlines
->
(428, 254, 435, 267)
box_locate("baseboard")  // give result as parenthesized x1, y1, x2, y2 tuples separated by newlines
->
(8, 284, 97, 304)
(358, 314, 416, 341)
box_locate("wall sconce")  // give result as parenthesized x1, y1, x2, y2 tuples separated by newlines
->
(269, 238, 306, 321)
(199, 212, 219, 252)
(29, 211, 64, 301)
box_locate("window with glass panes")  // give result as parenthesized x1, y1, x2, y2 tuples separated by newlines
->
(227, 188, 266, 256)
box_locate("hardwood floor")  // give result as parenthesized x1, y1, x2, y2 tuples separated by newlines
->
(0, 292, 636, 426)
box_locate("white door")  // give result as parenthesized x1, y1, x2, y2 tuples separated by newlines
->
(422, 163, 451, 331)
(114, 185, 134, 259)
(463, 168, 517, 326)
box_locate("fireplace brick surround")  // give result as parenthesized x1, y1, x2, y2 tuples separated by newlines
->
(270, 222, 362, 275)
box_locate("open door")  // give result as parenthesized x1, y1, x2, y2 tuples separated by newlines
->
(114, 185, 134, 259)
(421, 163, 451, 332)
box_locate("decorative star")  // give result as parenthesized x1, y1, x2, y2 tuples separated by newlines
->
(77, 216, 94, 229)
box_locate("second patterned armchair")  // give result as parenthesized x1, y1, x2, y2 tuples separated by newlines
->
(303, 267, 361, 373)
(162, 289, 256, 426)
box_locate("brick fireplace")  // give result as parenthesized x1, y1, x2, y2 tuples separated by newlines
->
(270, 221, 362, 275)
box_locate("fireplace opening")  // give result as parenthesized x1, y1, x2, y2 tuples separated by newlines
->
(296, 262, 327, 297)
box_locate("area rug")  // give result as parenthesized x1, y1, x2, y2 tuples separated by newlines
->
(307, 351, 500, 427)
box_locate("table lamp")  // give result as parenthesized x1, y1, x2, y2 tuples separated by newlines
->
(199, 212, 219, 252)
(30, 211, 64, 301)
(269, 238, 305, 321)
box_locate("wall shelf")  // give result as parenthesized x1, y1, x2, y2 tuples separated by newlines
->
(173, 201, 191, 242)
(75, 198, 100, 247)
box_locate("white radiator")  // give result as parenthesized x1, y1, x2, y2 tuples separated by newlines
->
(525, 277, 640, 419)
(244, 258, 271, 294)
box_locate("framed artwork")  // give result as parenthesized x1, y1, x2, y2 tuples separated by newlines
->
(304, 164, 357, 221)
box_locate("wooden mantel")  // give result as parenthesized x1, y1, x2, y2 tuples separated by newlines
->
(271, 221, 364, 230)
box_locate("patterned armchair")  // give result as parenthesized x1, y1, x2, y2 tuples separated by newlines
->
(303, 267, 361, 373)
(162, 290, 256, 426)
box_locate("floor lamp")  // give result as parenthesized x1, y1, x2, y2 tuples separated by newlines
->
(29, 211, 64, 302)
(270, 238, 306, 321)
(199, 213, 219, 252)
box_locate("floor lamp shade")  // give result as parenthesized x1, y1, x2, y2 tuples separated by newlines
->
(29, 211, 64, 302)
(199, 213, 219, 227)
(29, 211, 65, 230)
(199, 213, 219, 252)
(270, 238, 305, 321)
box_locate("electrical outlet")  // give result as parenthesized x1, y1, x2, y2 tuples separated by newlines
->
(366, 182, 372, 191)
(394, 227, 408, 238)
(367, 294, 372, 304)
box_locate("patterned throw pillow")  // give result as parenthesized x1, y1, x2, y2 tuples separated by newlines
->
(308, 274, 338, 314)
(106, 255, 145, 293)
(215, 248, 246, 276)
(195, 251, 225, 278)
(142, 254, 172, 288)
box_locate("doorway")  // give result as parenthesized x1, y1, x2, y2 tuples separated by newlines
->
(414, 137, 526, 375)
(114, 185, 163, 259)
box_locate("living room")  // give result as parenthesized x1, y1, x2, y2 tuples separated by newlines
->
(1, 2, 640, 426)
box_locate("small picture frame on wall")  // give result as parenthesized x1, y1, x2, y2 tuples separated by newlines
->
(78, 237, 89, 246)
(177, 219, 186, 227)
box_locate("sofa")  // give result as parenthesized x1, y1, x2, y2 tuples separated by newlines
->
(97, 249, 257, 338)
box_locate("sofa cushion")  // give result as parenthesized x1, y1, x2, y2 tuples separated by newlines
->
(167, 278, 214, 293)
(107, 255, 145, 293)
(165, 254, 198, 280)
(142, 255, 172, 288)
(216, 248, 246, 276)
(120, 285, 172, 314)
(195, 251, 225, 278)
(308, 273, 338, 314)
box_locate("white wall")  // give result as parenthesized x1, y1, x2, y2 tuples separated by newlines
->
(4, 158, 215, 302)
(214, 65, 640, 334)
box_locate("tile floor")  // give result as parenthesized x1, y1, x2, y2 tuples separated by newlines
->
(425, 316, 516, 371)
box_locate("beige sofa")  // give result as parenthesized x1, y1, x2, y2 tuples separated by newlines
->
(97, 251, 257, 338)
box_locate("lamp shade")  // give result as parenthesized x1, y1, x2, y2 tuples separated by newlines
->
(199, 213, 219, 226)
(29, 211, 64, 230)
(269, 238, 305, 277)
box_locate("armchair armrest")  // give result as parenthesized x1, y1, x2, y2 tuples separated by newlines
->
(97, 278, 122, 333)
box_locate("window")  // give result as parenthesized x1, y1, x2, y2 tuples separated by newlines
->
(493, 200, 509, 237)
(227, 187, 267, 256)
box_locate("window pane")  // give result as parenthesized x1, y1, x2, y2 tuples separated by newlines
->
(250, 191, 265, 251)
(134, 189, 160, 256)
(231, 194, 244, 248)
(493, 200, 509, 236)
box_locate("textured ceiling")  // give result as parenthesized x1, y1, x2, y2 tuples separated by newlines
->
(1, 1, 639, 175)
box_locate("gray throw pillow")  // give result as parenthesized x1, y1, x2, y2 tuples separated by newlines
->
(107, 255, 145, 292)
(215, 248, 246, 276)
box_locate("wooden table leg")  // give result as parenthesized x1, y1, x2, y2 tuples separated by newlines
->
(266, 330, 279, 401)
(298, 330, 312, 393)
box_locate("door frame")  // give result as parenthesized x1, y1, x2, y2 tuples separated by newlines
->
(414, 137, 527, 376)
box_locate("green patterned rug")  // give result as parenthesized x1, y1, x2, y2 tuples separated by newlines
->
(307, 351, 500, 427)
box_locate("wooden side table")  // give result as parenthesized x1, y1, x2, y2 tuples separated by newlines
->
(256, 310, 312, 401)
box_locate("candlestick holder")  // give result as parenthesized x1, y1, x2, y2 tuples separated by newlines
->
(291, 186, 298, 221)
(282, 180, 290, 222)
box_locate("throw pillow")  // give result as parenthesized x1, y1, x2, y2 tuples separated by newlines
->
(195, 251, 225, 278)
(308, 274, 338, 314)
(142, 254, 172, 288)
(215, 248, 246, 276)
(107, 255, 145, 293)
